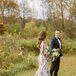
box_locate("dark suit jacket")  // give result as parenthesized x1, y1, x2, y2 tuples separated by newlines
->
(50, 37, 63, 57)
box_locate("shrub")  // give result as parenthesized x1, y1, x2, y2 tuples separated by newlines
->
(62, 38, 76, 55)
(7, 23, 22, 34)
(23, 21, 46, 38)
(0, 23, 6, 34)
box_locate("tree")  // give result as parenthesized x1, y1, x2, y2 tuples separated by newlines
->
(19, 0, 31, 28)
(47, 0, 65, 30)
(69, 0, 76, 20)
(0, 0, 19, 23)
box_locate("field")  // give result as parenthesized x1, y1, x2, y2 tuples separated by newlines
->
(15, 56, 76, 76)
(0, 34, 76, 76)
(0, 0, 76, 75)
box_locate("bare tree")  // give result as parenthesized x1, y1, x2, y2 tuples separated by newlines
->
(19, 0, 31, 28)
(47, 0, 65, 30)
(0, 0, 19, 23)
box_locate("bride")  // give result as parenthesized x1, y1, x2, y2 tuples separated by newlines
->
(34, 31, 50, 76)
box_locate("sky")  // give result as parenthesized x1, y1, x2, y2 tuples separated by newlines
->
(18, 0, 49, 19)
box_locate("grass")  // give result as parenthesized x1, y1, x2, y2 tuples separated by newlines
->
(59, 56, 76, 76)
(15, 56, 76, 76)
(0, 34, 76, 76)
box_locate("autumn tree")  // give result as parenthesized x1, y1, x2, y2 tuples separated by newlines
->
(19, 0, 31, 28)
(0, 0, 19, 23)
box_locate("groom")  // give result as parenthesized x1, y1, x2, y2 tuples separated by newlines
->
(50, 30, 63, 76)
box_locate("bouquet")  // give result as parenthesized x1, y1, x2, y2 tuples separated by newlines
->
(50, 49, 60, 61)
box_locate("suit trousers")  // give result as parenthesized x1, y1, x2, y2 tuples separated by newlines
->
(50, 57, 60, 76)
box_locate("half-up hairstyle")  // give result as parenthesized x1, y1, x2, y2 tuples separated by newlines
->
(37, 31, 46, 49)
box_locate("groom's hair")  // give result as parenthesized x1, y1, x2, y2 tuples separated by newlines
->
(55, 29, 61, 33)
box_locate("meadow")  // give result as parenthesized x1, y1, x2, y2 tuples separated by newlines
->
(0, 33, 76, 76)
(17, 56, 76, 76)
(0, 0, 76, 76)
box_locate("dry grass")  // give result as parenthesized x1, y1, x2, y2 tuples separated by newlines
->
(16, 56, 76, 76)
(59, 56, 76, 76)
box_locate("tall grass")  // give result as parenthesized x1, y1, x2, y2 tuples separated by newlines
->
(0, 34, 38, 76)
(0, 27, 76, 76)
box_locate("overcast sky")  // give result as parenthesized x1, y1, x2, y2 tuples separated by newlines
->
(18, 0, 49, 19)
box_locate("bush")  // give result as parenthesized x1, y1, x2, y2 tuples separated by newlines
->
(23, 21, 46, 38)
(7, 23, 22, 34)
(0, 23, 6, 34)
(62, 38, 76, 55)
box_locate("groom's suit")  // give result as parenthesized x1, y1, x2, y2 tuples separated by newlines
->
(50, 37, 63, 76)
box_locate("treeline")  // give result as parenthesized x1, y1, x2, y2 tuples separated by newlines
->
(0, 0, 76, 38)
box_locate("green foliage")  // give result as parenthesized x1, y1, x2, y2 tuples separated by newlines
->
(0, 22, 76, 76)
(23, 21, 46, 38)
(7, 23, 22, 34)
(64, 20, 76, 38)
(0, 34, 38, 76)
(62, 38, 76, 55)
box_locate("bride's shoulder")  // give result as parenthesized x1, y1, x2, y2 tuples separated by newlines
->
(41, 41, 46, 45)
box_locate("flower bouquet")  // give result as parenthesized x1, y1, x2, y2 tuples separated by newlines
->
(50, 49, 60, 61)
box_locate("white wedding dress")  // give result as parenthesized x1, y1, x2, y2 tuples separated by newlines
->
(34, 41, 50, 76)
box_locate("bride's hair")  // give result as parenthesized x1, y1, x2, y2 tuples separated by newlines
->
(37, 31, 46, 49)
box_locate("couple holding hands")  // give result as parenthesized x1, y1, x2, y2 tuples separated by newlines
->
(34, 30, 63, 76)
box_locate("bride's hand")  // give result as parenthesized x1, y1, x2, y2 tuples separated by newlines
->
(57, 48, 60, 52)
(60, 56, 63, 61)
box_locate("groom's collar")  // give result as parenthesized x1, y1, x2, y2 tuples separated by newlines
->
(55, 36, 61, 40)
